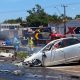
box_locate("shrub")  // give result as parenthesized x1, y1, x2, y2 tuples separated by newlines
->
(17, 51, 28, 60)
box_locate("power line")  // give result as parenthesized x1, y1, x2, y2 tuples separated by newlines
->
(0, 3, 80, 15)
(0, 3, 80, 13)
(54, 7, 61, 15)
(43, 3, 80, 16)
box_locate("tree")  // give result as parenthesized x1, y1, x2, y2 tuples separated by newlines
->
(75, 15, 80, 19)
(26, 4, 49, 27)
(52, 15, 62, 24)
(59, 14, 72, 23)
(3, 17, 22, 24)
(3, 4, 73, 27)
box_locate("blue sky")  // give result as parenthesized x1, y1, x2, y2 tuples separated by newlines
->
(0, 0, 80, 23)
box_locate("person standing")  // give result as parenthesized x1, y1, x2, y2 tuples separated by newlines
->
(27, 36, 34, 55)
(34, 29, 40, 46)
(13, 37, 20, 51)
(13, 36, 20, 60)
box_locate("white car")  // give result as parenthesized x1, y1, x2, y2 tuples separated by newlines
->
(24, 37, 80, 67)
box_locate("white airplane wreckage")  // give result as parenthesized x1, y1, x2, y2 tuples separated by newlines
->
(23, 37, 80, 67)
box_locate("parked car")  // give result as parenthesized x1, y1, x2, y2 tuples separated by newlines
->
(24, 37, 80, 67)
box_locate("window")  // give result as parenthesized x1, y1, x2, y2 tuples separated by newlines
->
(62, 38, 80, 47)
(53, 38, 80, 49)
(54, 41, 64, 48)
(43, 41, 57, 51)
(43, 43, 53, 51)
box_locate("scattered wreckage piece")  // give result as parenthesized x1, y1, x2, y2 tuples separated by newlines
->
(0, 46, 15, 58)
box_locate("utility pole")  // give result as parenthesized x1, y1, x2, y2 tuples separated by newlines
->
(62, 5, 67, 35)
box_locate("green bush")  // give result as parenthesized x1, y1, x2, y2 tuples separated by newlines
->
(17, 51, 28, 60)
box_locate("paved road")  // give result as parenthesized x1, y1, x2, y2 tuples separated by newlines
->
(0, 46, 80, 80)
(47, 65, 80, 76)
(0, 60, 80, 80)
